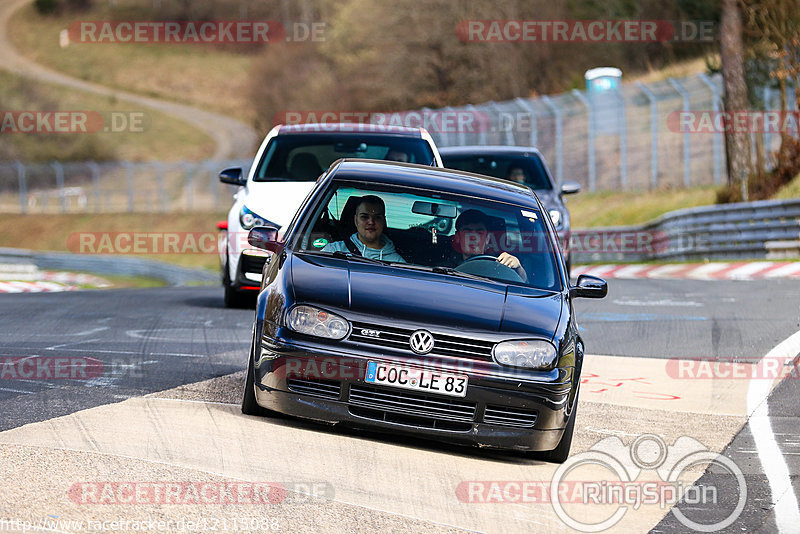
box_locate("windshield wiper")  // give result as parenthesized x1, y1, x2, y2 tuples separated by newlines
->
(329, 250, 392, 265)
(431, 266, 494, 282)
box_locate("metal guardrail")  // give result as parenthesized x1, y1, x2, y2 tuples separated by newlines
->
(572, 199, 800, 264)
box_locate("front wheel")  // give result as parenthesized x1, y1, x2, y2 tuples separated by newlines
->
(539, 392, 578, 464)
(241, 336, 265, 416)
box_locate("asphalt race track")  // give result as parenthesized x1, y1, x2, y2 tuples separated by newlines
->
(0, 279, 798, 533)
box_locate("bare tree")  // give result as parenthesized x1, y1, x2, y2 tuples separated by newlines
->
(720, 0, 753, 198)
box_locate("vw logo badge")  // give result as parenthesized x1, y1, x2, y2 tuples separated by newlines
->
(409, 330, 435, 354)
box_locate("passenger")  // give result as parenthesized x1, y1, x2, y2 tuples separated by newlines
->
(506, 165, 527, 184)
(385, 149, 409, 163)
(454, 209, 526, 281)
(322, 195, 406, 262)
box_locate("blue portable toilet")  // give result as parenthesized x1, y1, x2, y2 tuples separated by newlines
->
(585, 67, 623, 134)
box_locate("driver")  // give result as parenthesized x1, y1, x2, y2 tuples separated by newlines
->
(454, 209, 527, 282)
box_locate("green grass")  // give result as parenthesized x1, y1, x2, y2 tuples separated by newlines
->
(567, 186, 718, 227)
(0, 212, 226, 271)
(0, 70, 215, 162)
(774, 173, 800, 200)
(9, 4, 256, 124)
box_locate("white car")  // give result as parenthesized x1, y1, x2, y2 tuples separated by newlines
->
(218, 123, 443, 307)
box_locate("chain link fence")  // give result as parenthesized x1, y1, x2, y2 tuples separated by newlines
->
(2, 73, 795, 214)
(0, 159, 248, 214)
(426, 73, 792, 192)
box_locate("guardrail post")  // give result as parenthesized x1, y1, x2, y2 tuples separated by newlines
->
(514, 97, 538, 147)
(541, 96, 563, 187)
(15, 161, 27, 214)
(52, 161, 66, 213)
(88, 161, 100, 213)
(668, 78, 691, 187)
(123, 161, 134, 212)
(698, 73, 723, 185)
(636, 81, 659, 189)
(572, 90, 596, 192)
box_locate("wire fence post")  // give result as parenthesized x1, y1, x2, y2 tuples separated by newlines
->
(698, 73, 723, 184)
(541, 96, 563, 187)
(52, 161, 66, 213)
(668, 78, 692, 188)
(185, 163, 194, 212)
(572, 90, 596, 192)
(88, 161, 100, 213)
(514, 97, 538, 147)
(618, 88, 627, 189)
(155, 162, 166, 212)
(636, 81, 659, 189)
(488, 101, 515, 145)
(124, 161, 134, 212)
(15, 161, 27, 214)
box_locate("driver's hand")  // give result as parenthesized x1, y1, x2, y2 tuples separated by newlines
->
(496, 252, 521, 270)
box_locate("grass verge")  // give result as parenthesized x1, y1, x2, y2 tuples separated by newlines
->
(8, 4, 255, 124)
(0, 212, 226, 271)
(567, 186, 718, 228)
(0, 70, 215, 162)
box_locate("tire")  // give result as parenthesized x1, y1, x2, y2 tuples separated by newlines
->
(539, 392, 578, 464)
(223, 257, 250, 309)
(241, 337, 265, 416)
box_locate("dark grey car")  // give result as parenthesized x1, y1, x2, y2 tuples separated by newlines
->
(439, 146, 580, 273)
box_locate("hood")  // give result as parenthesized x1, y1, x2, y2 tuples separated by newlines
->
(291, 254, 563, 339)
(243, 181, 316, 229)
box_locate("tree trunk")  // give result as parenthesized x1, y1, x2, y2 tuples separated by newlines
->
(720, 0, 752, 197)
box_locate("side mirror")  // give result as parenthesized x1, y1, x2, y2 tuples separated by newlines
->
(248, 226, 283, 253)
(219, 167, 246, 186)
(569, 274, 607, 299)
(561, 181, 581, 195)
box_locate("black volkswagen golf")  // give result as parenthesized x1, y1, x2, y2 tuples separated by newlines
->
(242, 159, 606, 462)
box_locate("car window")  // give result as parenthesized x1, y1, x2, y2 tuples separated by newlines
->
(254, 134, 436, 181)
(442, 154, 553, 190)
(293, 183, 561, 291)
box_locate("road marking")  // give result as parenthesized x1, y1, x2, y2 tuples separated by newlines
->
(0, 386, 34, 394)
(64, 327, 110, 337)
(45, 339, 101, 350)
(746, 329, 800, 533)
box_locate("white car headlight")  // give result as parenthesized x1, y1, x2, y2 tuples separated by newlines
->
(493, 340, 558, 369)
(286, 305, 349, 340)
(548, 209, 562, 229)
(240, 205, 267, 230)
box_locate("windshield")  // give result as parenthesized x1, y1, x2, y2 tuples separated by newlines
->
(442, 153, 553, 190)
(253, 134, 436, 181)
(293, 182, 562, 291)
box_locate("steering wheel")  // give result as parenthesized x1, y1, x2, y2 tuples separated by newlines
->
(459, 254, 499, 263)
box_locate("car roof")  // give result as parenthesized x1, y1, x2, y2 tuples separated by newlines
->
(277, 123, 424, 138)
(325, 159, 542, 207)
(438, 145, 544, 157)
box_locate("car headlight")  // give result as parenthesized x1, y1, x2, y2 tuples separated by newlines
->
(286, 305, 350, 340)
(239, 205, 268, 230)
(548, 209, 563, 229)
(493, 340, 558, 369)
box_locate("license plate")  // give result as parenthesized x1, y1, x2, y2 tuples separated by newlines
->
(365, 361, 468, 398)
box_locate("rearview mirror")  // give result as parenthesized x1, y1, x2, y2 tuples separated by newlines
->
(411, 201, 457, 218)
(561, 181, 581, 195)
(569, 274, 607, 299)
(248, 226, 283, 253)
(219, 167, 246, 186)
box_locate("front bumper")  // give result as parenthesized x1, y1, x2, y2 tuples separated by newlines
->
(252, 339, 577, 452)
